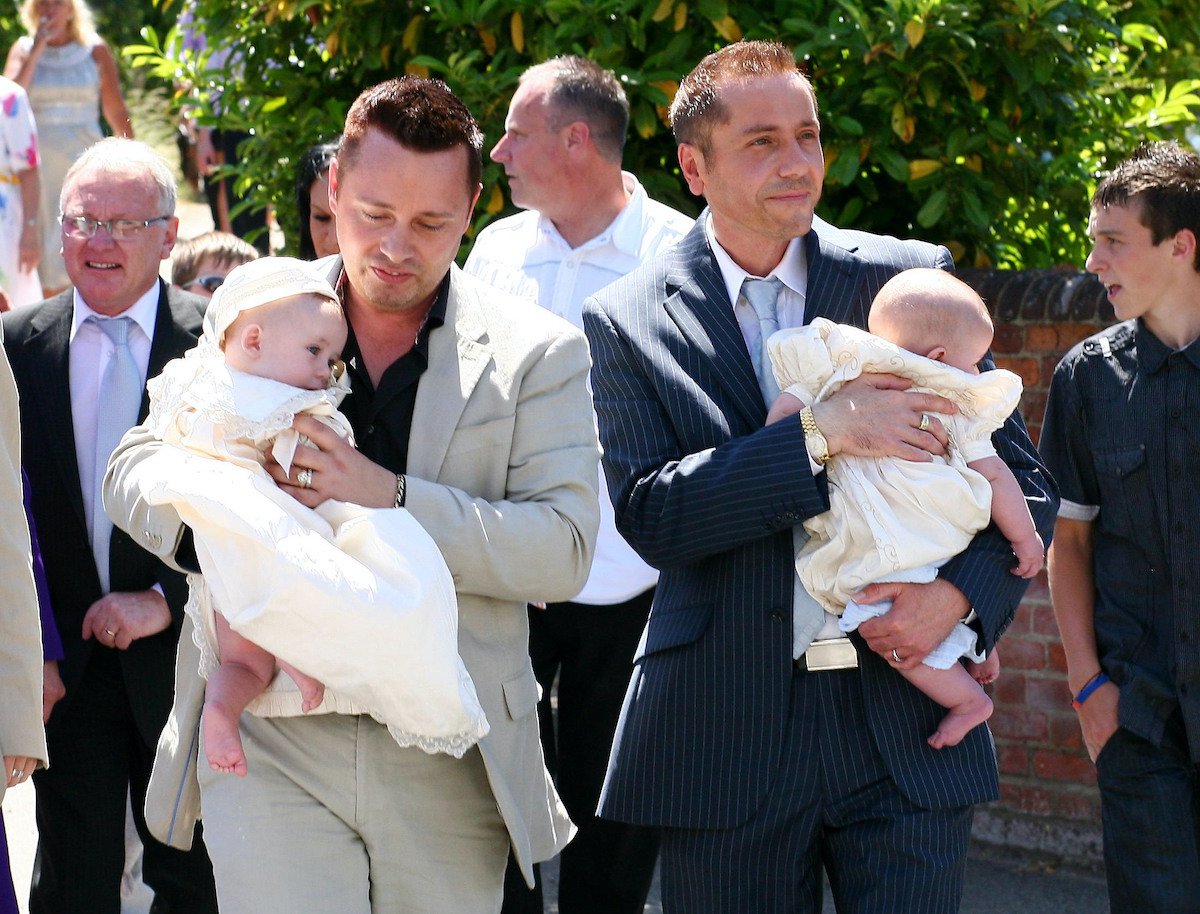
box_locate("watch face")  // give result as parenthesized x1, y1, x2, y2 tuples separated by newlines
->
(806, 430, 829, 463)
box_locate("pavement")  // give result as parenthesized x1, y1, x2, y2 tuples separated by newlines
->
(6, 776, 1108, 913)
(536, 841, 1109, 913)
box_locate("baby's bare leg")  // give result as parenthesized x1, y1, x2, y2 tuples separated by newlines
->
(277, 661, 325, 713)
(899, 662, 993, 749)
(204, 614, 278, 777)
(967, 648, 1000, 686)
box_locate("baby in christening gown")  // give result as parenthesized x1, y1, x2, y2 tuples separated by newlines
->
(767, 268, 1043, 749)
(140, 257, 487, 777)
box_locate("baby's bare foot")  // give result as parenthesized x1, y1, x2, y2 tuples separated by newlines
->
(279, 662, 326, 713)
(967, 651, 1000, 686)
(202, 701, 248, 777)
(928, 691, 993, 750)
(298, 679, 325, 713)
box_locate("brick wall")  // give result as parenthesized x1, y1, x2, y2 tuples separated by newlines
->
(959, 268, 1114, 864)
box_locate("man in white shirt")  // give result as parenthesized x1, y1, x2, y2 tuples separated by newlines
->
(2, 138, 217, 914)
(464, 55, 693, 914)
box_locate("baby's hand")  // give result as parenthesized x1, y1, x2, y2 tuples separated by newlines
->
(1010, 532, 1045, 578)
(765, 391, 806, 426)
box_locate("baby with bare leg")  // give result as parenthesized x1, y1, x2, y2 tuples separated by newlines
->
(142, 257, 485, 777)
(767, 268, 1043, 748)
(197, 269, 344, 774)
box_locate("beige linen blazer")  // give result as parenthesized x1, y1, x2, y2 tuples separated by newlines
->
(104, 263, 600, 883)
(0, 329, 47, 802)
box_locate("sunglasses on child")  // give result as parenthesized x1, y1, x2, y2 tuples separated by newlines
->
(185, 275, 226, 293)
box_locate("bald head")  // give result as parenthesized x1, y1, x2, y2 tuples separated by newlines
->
(868, 269, 994, 373)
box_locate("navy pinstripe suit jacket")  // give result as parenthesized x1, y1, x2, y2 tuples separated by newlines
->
(582, 216, 1058, 829)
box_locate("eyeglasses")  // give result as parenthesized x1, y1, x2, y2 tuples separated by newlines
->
(60, 215, 172, 241)
(184, 275, 226, 293)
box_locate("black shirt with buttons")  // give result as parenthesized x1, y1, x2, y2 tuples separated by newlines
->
(1041, 318, 1200, 758)
(337, 275, 449, 475)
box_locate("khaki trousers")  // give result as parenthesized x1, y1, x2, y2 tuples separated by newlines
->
(198, 712, 509, 914)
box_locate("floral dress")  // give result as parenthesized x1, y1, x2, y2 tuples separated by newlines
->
(0, 76, 40, 307)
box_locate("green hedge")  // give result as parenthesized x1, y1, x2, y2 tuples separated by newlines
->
(128, 0, 1199, 269)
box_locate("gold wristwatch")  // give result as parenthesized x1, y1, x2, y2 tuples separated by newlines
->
(800, 406, 830, 465)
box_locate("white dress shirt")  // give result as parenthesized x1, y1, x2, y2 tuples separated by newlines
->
(465, 173, 694, 604)
(703, 215, 844, 652)
(70, 285, 159, 552)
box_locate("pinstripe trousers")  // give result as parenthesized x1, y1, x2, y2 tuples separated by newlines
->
(658, 665, 973, 913)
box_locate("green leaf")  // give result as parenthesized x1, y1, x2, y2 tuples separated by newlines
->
(877, 148, 910, 183)
(916, 188, 950, 228)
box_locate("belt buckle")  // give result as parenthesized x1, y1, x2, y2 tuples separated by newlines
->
(804, 637, 858, 672)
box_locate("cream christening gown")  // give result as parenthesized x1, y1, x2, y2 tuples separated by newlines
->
(129, 353, 488, 757)
(768, 318, 1022, 668)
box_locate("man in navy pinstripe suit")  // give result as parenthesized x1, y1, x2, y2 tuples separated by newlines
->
(582, 41, 1057, 912)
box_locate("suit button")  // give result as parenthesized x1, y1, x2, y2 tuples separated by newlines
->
(770, 610, 784, 623)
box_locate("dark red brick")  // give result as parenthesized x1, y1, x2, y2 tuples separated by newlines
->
(1000, 638, 1047, 671)
(1033, 749, 1097, 785)
(992, 323, 1025, 353)
(993, 671, 1026, 706)
(1026, 676, 1070, 712)
(997, 745, 1030, 776)
(990, 707, 1048, 741)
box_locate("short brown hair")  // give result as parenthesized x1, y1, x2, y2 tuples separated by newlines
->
(669, 41, 814, 156)
(171, 232, 259, 287)
(339, 77, 483, 193)
(1094, 141, 1200, 272)
(520, 56, 629, 163)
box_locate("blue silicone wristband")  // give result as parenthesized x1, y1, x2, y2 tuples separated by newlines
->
(1071, 672, 1110, 709)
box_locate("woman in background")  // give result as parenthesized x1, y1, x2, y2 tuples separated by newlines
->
(4, 0, 133, 296)
(294, 138, 339, 260)
(0, 76, 40, 310)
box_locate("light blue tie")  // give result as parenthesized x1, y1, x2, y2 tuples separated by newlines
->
(741, 279, 829, 655)
(90, 316, 142, 593)
(743, 277, 784, 405)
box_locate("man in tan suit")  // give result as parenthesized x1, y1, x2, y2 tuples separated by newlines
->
(105, 77, 598, 913)
(0, 338, 45, 805)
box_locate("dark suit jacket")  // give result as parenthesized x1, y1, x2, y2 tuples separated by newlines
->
(582, 216, 1058, 830)
(2, 282, 206, 746)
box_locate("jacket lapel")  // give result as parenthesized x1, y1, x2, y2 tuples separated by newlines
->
(662, 224, 765, 430)
(408, 266, 490, 481)
(23, 293, 87, 527)
(144, 282, 203, 421)
(803, 216, 866, 326)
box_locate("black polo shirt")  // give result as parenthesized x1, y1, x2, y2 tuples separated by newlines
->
(337, 274, 450, 475)
(1041, 318, 1200, 759)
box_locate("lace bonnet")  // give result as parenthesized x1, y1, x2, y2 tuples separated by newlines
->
(198, 256, 341, 357)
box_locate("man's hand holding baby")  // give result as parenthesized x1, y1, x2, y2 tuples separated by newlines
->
(766, 374, 956, 462)
(268, 414, 397, 509)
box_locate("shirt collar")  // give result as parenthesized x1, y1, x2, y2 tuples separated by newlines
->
(70, 281, 161, 343)
(703, 211, 808, 309)
(340, 272, 449, 384)
(531, 171, 647, 260)
(1136, 318, 1200, 373)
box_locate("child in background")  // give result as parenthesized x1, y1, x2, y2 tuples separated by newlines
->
(139, 256, 487, 776)
(767, 268, 1043, 748)
(170, 230, 258, 298)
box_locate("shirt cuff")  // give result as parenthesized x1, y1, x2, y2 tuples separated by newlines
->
(1058, 499, 1099, 522)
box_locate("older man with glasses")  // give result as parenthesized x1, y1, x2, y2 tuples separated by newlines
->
(2, 136, 218, 914)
